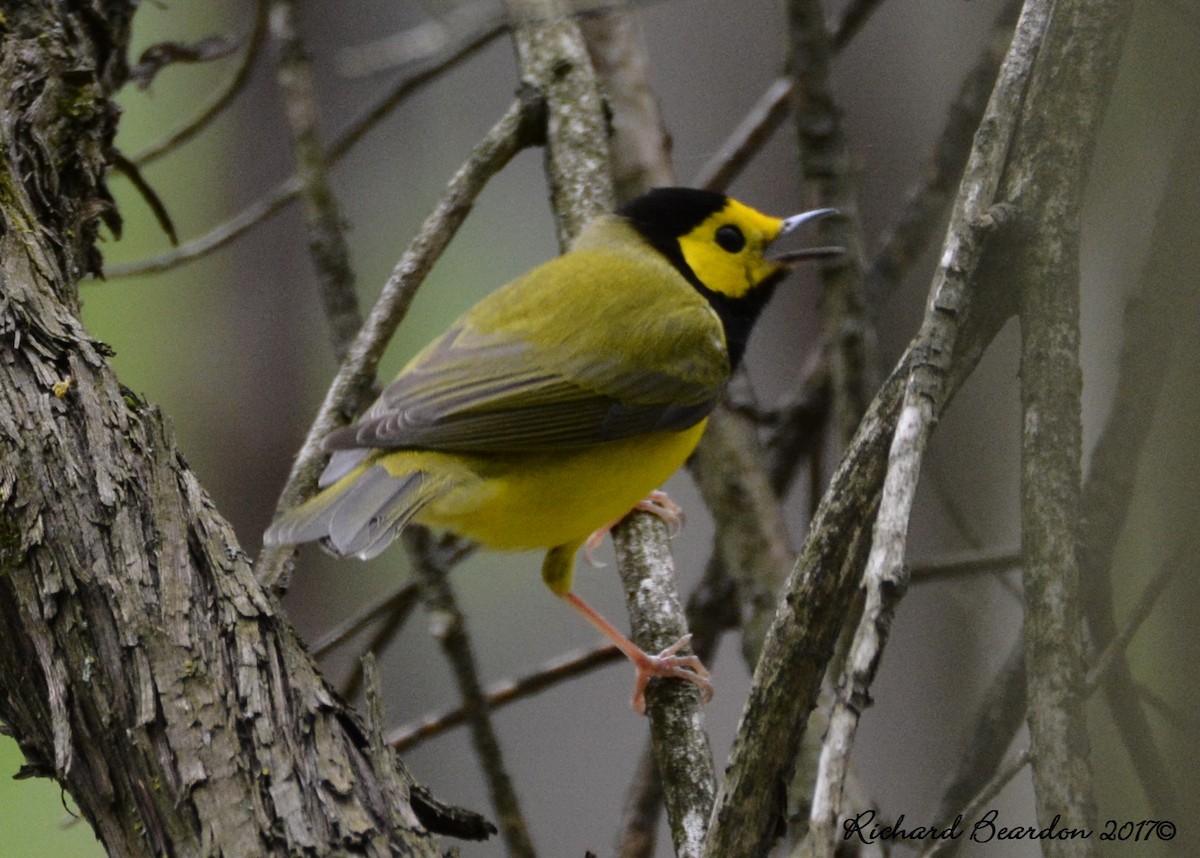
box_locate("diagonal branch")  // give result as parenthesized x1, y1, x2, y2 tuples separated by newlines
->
(107, 15, 508, 279)
(255, 93, 544, 588)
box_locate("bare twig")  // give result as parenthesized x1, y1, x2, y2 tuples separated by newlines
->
(310, 582, 421, 658)
(923, 532, 1188, 858)
(388, 642, 621, 752)
(689, 400, 796, 665)
(336, 595, 420, 701)
(909, 548, 1021, 583)
(407, 528, 537, 857)
(1078, 131, 1192, 820)
(269, 0, 363, 367)
(338, 2, 506, 78)
(762, 345, 830, 497)
(807, 204, 1014, 855)
(132, 0, 269, 167)
(787, 0, 876, 450)
(931, 636, 1027, 851)
(254, 94, 543, 588)
(1084, 539, 1186, 695)
(615, 749, 662, 858)
(578, 4, 673, 201)
(702, 0, 1046, 835)
(830, 0, 886, 49)
(804, 0, 1068, 844)
(864, 0, 1020, 307)
(506, 0, 614, 245)
(692, 76, 792, 193)
(692, 0, 893, 193)
(107, 16, 506, 279)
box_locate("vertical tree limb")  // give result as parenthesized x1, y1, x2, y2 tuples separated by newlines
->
(1007, 0, 1134, 846)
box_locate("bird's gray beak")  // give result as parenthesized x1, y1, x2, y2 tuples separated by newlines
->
(771, 207, 842, 264)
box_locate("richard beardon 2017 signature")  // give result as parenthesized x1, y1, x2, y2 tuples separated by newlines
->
(843, 809, 1177, 846)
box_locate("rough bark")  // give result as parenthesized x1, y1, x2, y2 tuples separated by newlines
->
(0, 5, 474, 855)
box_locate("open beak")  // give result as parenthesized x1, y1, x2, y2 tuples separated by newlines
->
(771, 207, 843, 264)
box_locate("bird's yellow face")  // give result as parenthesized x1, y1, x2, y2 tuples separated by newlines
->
(676, 199, 786, 299)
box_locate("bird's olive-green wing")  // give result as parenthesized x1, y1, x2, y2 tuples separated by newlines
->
(324, 243, 730, 455)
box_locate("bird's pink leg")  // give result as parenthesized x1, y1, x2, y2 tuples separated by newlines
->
(561, 591, 712, 714)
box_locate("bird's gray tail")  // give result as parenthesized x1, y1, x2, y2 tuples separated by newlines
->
(263, 460, 438, 560)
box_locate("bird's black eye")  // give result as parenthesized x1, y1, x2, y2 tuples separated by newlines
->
(715, 224, 745, 253)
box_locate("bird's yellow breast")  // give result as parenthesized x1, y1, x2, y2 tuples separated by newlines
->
(384, 420, 708, 551)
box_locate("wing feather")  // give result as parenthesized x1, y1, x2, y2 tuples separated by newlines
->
(325, 233, 730, 455)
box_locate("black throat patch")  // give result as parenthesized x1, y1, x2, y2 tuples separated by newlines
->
(619, 188, 779, 369)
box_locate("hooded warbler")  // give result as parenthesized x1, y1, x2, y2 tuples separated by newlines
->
(265, 188, 835, 712)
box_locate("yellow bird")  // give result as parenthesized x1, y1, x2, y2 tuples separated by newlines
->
(265, 188, 835, 712)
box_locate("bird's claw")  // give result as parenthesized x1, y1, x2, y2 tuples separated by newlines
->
(630, 633, 713, 715)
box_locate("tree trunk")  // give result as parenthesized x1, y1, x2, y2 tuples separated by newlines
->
(0, 5, 466, 854)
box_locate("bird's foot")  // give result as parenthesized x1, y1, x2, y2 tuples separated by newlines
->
(629, 634, 713, 715)
(582, 490, 685, 568)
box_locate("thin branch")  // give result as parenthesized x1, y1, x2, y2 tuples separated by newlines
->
(787, 0, 877, 450)
(614, 528, 741, 858)
(702, 0, 1044, 835)
(615, 749, 663, 858)
(269, 0, 363, 366)
(762, 344, 830, 496)
(336, 594, 421, 701)
(506, 0, 614, 245)
(612, 513, 717, 858)
(1077, 125, 1194, 820)
(807, 204, 1015, 856)
(692, 76, 792, 193)
(338, 2, 506, 78)
(923, 532, 1189, 858)
(1083, 539, 1186, 694)
(388, 642, 621, 752)
(132, 0, 269, 167)
(689, 399, 796, 665)
(310, 582, 421, 659)
(920, 747, 1032, 858)
(798, 0, 1047, 845)
(106, 15, 507, 279)
(930, 636, 1027, 851)
(577, 3, 673, 201)
(909, 548, 1021, 583)
(864, 0, 1020, 307)
(255, 94, 543, 588)
(406, 528, 537, 858)
(691, 0, 892, 193)
(829, 0, 886, 49)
